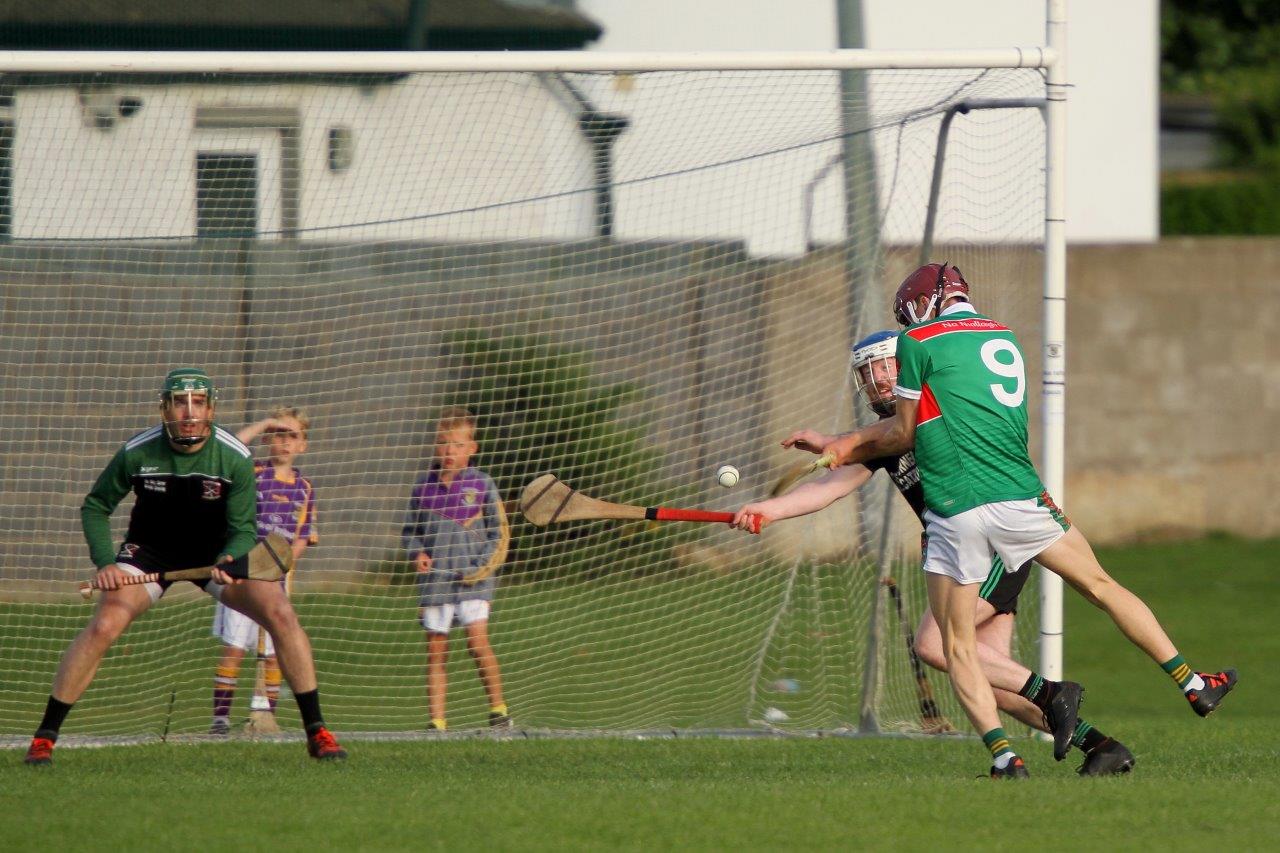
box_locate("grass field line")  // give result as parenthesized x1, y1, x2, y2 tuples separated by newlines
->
(1, 725, 975, 751)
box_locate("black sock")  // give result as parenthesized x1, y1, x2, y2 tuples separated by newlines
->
(294, 689, 325, 734)
(1073, 721, 1110, 753)
(35, 696, 74, 741)
(1018, 673, 1055, 712)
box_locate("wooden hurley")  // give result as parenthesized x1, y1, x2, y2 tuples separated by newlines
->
(79, 532, 294, 600)
(768, 452, 836, 498)
(519, 474, 759, 533)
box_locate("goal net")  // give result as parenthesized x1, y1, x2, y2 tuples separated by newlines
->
(0, 56, 1047, 740)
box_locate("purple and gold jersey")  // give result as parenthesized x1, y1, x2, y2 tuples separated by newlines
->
(254, 462, 317, 546)
(401, 465, 508, 606)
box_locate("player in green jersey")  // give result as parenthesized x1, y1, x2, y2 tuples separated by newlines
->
(24, 368, 346, 765)
(789, 263, 1236, 778)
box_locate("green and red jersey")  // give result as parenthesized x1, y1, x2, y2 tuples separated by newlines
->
(81, 424, 258, 571)
(893, 303, 1044, 517)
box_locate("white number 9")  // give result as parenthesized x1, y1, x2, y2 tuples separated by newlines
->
(980, 339, 1025, 407)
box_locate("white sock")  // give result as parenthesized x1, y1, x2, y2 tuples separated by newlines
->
(1183, 673, 1205, 693)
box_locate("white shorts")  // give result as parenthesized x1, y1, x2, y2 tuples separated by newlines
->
(116, 561, 225, 604)
(420, 600, 491, 634)
(212, 601, 275, 655)
(922, 497, 1069, 585)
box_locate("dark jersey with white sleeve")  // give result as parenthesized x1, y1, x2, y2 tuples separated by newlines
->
(80, 424, 257, 572)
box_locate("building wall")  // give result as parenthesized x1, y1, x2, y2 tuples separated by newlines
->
(12, 76, 597, 241)
(1064, 241, 1280, 541)
(767, 239, 1280, 549)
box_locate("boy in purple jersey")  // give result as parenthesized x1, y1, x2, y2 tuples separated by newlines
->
(788, 264, 1235, 778)
(209, 407, 318, 735)
(401, 406, 511, 731)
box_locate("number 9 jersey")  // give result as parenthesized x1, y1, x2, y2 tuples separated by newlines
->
(893, 303, 1045, 518)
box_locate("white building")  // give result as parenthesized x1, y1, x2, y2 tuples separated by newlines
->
(0, 1, 1156, 251)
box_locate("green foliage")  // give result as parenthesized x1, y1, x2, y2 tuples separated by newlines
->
(1162, 3, 1280, 181)
(1160, 173, 1280, 234)
(441, 328, 691, 580)
(1161, 0, 1280, 95)
(1213, 67, 1280, 168)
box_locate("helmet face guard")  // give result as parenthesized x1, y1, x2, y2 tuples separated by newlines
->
(159, 368, 217, 447)
(850, 331, 899, 418)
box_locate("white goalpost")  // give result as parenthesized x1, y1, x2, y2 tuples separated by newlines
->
(0, 7, 1064, 742)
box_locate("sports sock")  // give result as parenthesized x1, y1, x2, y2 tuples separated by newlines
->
(294, 689, 326, 734)
(35, 695, 74, 741)
(1070, 719, 1109, 753)
(264, 662, 282, 713)
(213, 664, 238, 720)
(1018, 672, 1055, 711)
(1161, 654, 1205, 693)
(982, 727, 1017, 768)
(490, 703, 508, 716)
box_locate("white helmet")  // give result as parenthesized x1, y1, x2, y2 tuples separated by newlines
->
(850, 330, 898, 418)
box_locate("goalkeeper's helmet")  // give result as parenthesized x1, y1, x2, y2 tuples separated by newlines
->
(850, 330, 899, 418)
(893, 262, 969, 326)
(159, 367, 216, 447)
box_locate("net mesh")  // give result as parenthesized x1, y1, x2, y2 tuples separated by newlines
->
(0, 64, 1045, 738)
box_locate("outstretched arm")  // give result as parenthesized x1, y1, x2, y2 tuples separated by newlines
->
(821, 398, 920, 468)
(732, 464, 873, 530)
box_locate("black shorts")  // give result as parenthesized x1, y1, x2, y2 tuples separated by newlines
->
(979, 556, 1032, 615)
(115, 542, 214, 593)
(919, 533, 1029, 615)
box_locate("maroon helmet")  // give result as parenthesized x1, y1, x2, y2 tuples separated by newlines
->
(892, 262, 969, 326)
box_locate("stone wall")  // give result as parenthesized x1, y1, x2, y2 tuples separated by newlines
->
(1064, 240, 1280, 541)
(1, 237, 1274, 587)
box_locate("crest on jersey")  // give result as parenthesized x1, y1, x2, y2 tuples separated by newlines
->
(463, 488, 479, 506)
(202, 480, 223, 500)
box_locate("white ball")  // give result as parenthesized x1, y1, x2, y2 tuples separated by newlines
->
(715, 464, 740, 488)
(763, 706, 790, 723)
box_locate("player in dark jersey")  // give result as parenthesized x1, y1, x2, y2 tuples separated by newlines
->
(734, 332, 1133, 775)
(24, 368, 346, 765)
(796, 264, 1236, 776)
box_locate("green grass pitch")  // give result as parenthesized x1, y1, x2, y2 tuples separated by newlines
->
(6, 535, 1279, 850)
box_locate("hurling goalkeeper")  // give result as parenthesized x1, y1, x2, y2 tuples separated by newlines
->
(24, 369, 346, 765)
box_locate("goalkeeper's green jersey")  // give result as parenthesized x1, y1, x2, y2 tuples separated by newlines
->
(81, 424, 257, 570)
(893, 305, 1044, 518)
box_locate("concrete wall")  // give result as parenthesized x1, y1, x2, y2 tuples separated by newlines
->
(0, 237, 1273, 586)
(762, 239, 1280, 548)
(1065, 241, 1280, 541)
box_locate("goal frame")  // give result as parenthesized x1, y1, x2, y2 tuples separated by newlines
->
(0, 0, 1067, 720)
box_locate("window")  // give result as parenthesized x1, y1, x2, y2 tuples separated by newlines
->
(0, 121, 12, 240)
(195, 153, 258, 238)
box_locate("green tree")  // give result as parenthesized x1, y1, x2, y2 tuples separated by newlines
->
(441, 328, 692, 581)
(1162, 1, 1280, 94)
